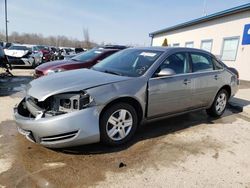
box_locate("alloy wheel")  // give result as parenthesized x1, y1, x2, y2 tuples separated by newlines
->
(215, 93, 227, 114)
(106, 109, 133, 141)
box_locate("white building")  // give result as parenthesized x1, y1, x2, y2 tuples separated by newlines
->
(150, 3, 250, 81)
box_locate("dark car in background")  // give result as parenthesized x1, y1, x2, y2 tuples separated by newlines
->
(34, 47, 124, 78)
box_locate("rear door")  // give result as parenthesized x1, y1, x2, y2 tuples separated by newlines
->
(188, 52, 223, 108)
(147, 52, 193, 118)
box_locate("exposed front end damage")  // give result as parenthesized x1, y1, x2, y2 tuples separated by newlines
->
(14, 68, 144, 148)
(14, 91, 100, 148)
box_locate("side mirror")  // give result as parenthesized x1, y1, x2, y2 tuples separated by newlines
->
(156, 68, 176, 77)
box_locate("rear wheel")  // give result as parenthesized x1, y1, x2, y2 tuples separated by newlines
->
(206, 89, 228, 117)
(100, 103, 138, 146)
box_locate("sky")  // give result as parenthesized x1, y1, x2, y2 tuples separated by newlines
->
(0, 0, 249, 46)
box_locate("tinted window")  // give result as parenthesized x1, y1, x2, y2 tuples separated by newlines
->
(97, 51, 117, 61)
(190, 53, 213, 72)
(155, 53, 189, 76)
(72, 49, 104, 62)
(36, 45, 48, 50)
(93, 49, 163, 77)
(9, 46, 29, 51)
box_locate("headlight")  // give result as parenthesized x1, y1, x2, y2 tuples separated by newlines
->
(47, 68, 65, 75)
(51, 91, 94, 114)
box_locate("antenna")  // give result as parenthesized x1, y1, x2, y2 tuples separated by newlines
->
(203, 0, 207, 16)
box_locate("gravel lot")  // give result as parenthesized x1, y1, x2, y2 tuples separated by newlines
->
(0, 69, 250, 188)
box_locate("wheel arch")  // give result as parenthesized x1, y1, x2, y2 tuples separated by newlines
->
(220, 85, 231, 98)
(99, 97, 144, 125)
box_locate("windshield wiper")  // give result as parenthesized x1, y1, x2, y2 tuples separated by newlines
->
(104, 70, 123, 76)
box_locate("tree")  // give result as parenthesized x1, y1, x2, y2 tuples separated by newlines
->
(83, 28, 91, 49)
(162, 38, 168, 47)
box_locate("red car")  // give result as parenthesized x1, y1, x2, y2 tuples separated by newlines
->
(37, 45, 54, 63)
(34, 48, 121, 78)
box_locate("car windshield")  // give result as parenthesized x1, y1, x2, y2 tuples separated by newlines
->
(9, 46, 29, 51)
(93, 49, 163, 77)
(71, 48, 103, 62)
(36, 45, 48, 50)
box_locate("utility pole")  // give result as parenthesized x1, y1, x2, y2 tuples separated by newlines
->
(5, 0, 8, 43)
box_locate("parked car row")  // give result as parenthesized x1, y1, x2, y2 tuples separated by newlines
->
(34, 45, 128, 77)
(4, 45, 43, 68)
(0, 42, 87, 68)
(14, 46, 239, 148)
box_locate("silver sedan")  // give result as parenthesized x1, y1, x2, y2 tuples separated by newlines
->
(14, 47, 239, 148)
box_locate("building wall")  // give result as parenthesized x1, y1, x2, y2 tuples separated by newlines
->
(152, 11, 250, 81)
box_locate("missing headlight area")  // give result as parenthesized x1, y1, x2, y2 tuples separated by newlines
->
(53, 92, 93, 113)
(17, 91, 93, 119)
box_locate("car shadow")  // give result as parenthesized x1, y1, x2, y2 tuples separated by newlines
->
(56, 108, 240, 155)
(228, 98, 250, 112)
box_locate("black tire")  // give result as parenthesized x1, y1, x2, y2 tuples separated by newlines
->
(206, 89, 229, 118)
(100, 103, 138, 146)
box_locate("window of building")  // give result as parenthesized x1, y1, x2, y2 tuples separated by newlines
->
(173, 43, 180, 47)
(201, 40, 213, 52)
(221, 37, 239, 61)
(185, 42, 194, 48)
(190, 53, 213, 73)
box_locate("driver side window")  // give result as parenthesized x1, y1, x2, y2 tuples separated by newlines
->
(155, 52, 190, 76)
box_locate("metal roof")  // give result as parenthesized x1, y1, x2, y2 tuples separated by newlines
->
(149, 3, 250, 37)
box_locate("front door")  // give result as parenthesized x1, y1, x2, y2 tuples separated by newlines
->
(147, 52, 192, 118)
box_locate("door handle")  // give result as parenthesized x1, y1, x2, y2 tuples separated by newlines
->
(214, 75, 219, 80)
(183, 79, 191, 85)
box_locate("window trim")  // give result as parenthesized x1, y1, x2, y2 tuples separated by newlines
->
(220, 36, 240, 61)
(200, 39, 213, 52)
(185, 41, 194, 48)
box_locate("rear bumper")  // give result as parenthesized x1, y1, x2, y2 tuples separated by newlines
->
(14, 103, 100, 148)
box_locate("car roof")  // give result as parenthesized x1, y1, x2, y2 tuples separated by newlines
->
(129, 46, 213, 55)
(94, 47, 120, 52)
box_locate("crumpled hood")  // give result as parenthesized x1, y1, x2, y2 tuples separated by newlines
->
(27, 69, 131, 101)
(4, 49, 29, 58)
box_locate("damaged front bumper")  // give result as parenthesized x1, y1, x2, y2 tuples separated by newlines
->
(14, 98, 101, 148)
(8, 56, 34, 67)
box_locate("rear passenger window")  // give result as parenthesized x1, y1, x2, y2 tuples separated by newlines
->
(212, 58, 224, 70)
(190, 53, 213, 72)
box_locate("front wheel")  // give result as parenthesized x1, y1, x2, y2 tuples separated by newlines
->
(100, 103, 138, 146)
(206, 89, 228, 117)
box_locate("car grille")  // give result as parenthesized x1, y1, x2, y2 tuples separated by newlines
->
(40, 130, 79, 143)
